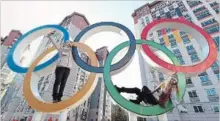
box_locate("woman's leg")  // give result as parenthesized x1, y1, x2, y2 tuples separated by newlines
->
(129, 99, 141, 104)
(57, 68, 70, 101)
(170, 90, 187, 112)
(115, 85, 141, 95)
(142, 86, 159, 105)
(52, 67, 65, 102)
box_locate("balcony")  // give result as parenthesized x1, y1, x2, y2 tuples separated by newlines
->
(193, 6, 207, 15)
(210, 1, 219, 7)
(190, 97, 200, 103)
(196, 11, 212, 20)
(205, 25, 219, 35)
(202, 21, 218, 29)
(208, 95, 219, 102)
(213, 7, 219, 14)
(187, 1, 202, 8)
(201, 80, 212, 86)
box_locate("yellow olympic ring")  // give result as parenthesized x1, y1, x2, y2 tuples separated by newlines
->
(23, 42, 98, 113)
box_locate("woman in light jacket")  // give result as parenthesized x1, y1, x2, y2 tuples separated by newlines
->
(47, 33, 74, 103)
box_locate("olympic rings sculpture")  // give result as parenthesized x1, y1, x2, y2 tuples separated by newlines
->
(7, 18, 217, 116)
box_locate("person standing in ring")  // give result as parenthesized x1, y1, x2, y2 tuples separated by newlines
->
(46, 32, 74, 103)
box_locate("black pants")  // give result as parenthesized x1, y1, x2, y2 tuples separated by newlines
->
(120, 86, 159, 105)
(52, 67, 70, 100)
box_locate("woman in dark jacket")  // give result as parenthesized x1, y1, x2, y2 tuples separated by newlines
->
(115, 75, 187, 112)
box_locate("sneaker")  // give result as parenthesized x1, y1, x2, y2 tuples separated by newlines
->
(114, 85, 122, 93)
(53, 100, 59, 103)
(57, 99, 62, 102)
(177, 105, 188, 113)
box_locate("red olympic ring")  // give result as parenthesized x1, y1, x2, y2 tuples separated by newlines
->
(141, 18, 217, 74)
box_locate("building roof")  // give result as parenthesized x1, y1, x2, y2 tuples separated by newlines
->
(131, 1, 162, 17)
(10, 30, 22, 35)
(59, 12, 90, 26)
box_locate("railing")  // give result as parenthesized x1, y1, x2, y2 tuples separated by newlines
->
(208, 95, 219, 102)
(190, 97, 200, 103)
(186, 83, 194, 88)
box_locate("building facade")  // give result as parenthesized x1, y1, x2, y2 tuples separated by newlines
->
(1, 12, 91, 121)
(0, 30, 22, 100)
(87, 46, 112, 121)
(2, 12, 112, 121)
(132, 1, 219, 121)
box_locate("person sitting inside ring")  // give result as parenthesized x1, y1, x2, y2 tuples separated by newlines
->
(114, 74, 188, 113)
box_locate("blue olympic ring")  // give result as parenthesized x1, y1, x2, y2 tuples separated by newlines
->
(7, 25, 69, 73)
(73, 22, 136, 73)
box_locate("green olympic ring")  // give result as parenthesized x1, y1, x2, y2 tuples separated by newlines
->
(103, 39, 186, 116)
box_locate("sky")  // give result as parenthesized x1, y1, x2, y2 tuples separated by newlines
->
(1, 1, 153, 98)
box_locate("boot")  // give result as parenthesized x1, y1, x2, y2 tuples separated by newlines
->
(114, 85, 123, 93)
(177, 105, 188, 113)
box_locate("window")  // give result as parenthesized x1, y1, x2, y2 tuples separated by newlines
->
(169, 39, 177, 48)
(166, 28, 172, 33)
(206, 88, 216, 96)
(184, 14, 192, 23)
(158, 72, 164, 81)
(188, 90, 198, 98)
(213, 6, 219, 14)
(193, 106, 204, 113)
(180, 31, 186, 36)
(175, 8, 183, 17)
(171, 11, 177, 17)
(145, 17, 150, 24)
(166, 12, 172, 18)
(213, 36, 219, 51)
(141, 18, 145, 27)
(190, 54, 200, 62)
(196, 10, 211, 20)
(199, 74, 209, 83)
(181, 36, 190, 44)
(211, 62, 219, 71)
(186, 78, 192, 84)
(201, 18, 217, 27)
(215, 73, 220, 80)
(177, 57, 185, 65)
(172, 49, 182, 57)
(211, 105, 220, 112)
(187, 1, 202, 8)
(205, 25, 219, 34)
(186, 45, 196, 55)
(159, 38, 165, 46)
(168, 34, 174, 39)
(193, 6, 206, 14)
(210, 1, 218, 7)
(172, 49, 185, 64)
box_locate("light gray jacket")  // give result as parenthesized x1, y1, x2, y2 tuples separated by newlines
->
(56, 44, 74, 69)
(48, 37, 74, 69)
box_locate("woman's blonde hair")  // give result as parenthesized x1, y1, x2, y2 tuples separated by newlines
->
(162, 76, 179, 93)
